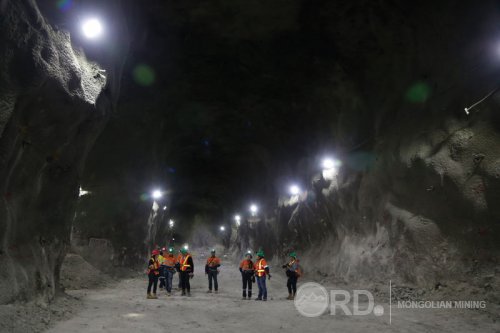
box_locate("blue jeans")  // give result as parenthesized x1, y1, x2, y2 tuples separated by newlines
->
(159, 266, 166, 288)
(256, 276, 267, 299)
(165, 269, 174, 292)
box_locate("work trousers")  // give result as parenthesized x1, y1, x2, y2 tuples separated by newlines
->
(158, 266, 166, 289)
(207, 271, 218, 291)
(180, 271, 191, 292)
(287, 274, 298, 294)
(241, 272, 253, 298)
(256, 276, 267, 300)
(165, 269, 174, 292)
(147, 274, 158, 294)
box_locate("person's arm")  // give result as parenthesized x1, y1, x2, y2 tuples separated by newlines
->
(189, 256, 194, 273)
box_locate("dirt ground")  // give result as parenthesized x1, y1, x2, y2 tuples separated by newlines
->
(42, 259, 498, 333)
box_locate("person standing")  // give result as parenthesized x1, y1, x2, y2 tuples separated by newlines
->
(176, 248, 194, 296)
(254, 250, 271, 301)
(239, 251, 254, 300)
(158, 248, 166, 290)
(205, 249, 221, 293)
(282, 252, 301, 300)
(146, 249, 160, 299)
(176, 249, 183, 290)
(163, 247, 178, 296)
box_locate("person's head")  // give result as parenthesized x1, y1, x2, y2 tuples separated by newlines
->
(256, 250, 265, 259)
(168, 247, 174, 256)
(180, 248, 188, 255)
(245, 252, 252, 260)
(289, 252, 297, 260)
(210, 249, 216, 257)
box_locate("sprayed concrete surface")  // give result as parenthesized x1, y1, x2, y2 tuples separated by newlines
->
(46, 259, 498, 333)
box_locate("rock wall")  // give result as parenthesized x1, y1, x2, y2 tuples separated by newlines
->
(231, 0, 500, 290)
(0, 0, 126, 304)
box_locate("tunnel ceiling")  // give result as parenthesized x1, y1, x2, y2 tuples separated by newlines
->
(77, 0, 500, 224)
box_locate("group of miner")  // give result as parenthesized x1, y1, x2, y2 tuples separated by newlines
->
(146, 248, 302, 301)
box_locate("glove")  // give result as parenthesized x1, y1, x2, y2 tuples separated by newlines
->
(268, 274, 272, 280)
(189, 273, 194, 279)
(282, 264, 287, 269)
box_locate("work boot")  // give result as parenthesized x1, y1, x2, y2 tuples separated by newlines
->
(214, 290, 218, 294)
(187, 291, 191, 297)
(206, 290, 212, 293)
(248, 292, 252, 299)
(287, 293, 293, 300)
(151, 293, 158, 299)
(292, 292, 296, 300)
(147, 293, 154, 299)
(255, 297, 262, 301)
(263, 298, 267, 301)
(181, 290, 186, 296)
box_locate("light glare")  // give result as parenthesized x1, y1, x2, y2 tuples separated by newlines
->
(151, 189, 162, 199)
(289, 185, 300, 195)
(250, 204, 258, 214)
(82, 18, 103, 39)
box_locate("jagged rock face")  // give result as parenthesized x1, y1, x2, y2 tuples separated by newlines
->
(231, 0, 500, 287)
(0, 0, 124, 304)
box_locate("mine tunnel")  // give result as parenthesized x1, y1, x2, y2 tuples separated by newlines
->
(0, 0, 499, 332)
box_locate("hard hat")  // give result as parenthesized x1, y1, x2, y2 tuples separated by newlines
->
(289, 251, 297, 258)
(180, 248, 188, 254)
(245, 251, 252, 258)
(256, 250, 265, 257)
(152, 249, 160, 256)
(211, 249, 216, 253)
(168, 247, 174, 253)
(161, 247, 166, 251)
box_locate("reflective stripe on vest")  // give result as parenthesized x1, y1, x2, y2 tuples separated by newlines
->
(181, 255, 191, 271)
(256, 259, 265, 276)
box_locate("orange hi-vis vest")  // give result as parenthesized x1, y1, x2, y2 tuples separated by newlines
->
(239, 259, 254, 271)
(163, 255, 177, 268)
(256, 258, 268, 277)
(180, 254, 191, 271)
(206, 256, 221, 267)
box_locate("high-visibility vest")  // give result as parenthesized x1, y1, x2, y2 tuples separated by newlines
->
(180, 255, 191, 271)
(256, 258, 267, 277)
(147, 258, 160, 275)
(206, 256, 220, 267)
(163, 255, 177, 268)
(239, 259, 254, 271)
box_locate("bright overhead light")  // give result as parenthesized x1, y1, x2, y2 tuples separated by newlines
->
(220, 226, 225, 231)
(250, 204, 258, 215)
(163, 206, 167, 211)
(183, 244, 189, 250)
(81, 18, 103, 39)
(169, 220, 174, 228)
(151, 189, 162, 199)
(322, 158, 336, 170)
(289, 185, 300, 195)
(234, 215, 241, 226)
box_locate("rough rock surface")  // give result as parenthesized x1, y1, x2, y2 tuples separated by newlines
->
(0, 0, 125, 304)
(231, 0, 500, 296)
